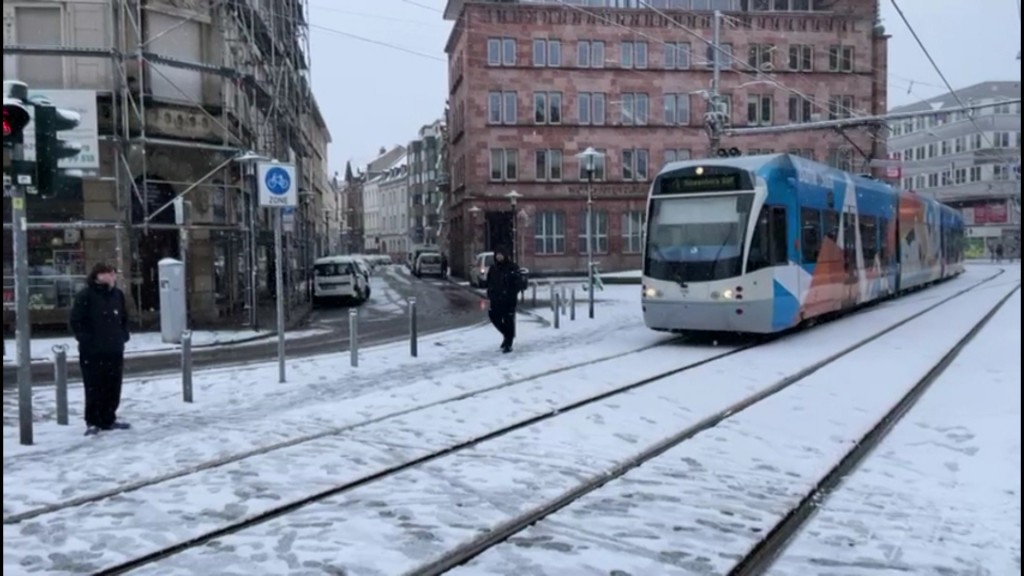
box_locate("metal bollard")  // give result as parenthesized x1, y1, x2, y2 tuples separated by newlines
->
(53, 345, 69, 425)
(349, 308, 359, 367)
(531, 282, 537, 307)
(409, 298, 418, 357)
(561, 286, 567, 315)
(549, 283, 556, 311)
(181, 330, 193, 403)
(553, 292, 560, 329)
(570, 289, 576, 321)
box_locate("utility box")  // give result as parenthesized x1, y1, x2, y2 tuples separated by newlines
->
(158, 258, 186, 343)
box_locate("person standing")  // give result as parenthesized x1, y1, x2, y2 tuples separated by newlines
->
(69, 263, 131, 435)
(486, 246, 522, 353)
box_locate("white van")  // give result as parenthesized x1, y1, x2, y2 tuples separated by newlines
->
(312, 256, 370, 306)
(414, 252, 443, 277)
(469, 252, 494, 287)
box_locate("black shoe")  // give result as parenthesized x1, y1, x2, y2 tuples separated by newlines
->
(84, 426, 101, 436)
(501, 344, 512, 353)
(103, 422, 131, 431)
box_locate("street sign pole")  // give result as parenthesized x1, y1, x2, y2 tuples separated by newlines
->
(274, 206, 285, 383)
(11, 143, 33, 445)
(257, 161, 296, 384)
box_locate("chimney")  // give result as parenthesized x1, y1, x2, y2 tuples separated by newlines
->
(379, 146, 386, 155)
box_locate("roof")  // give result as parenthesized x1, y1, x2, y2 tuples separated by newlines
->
(367, 145, 407, 174)
(889, 81, 1021, 114)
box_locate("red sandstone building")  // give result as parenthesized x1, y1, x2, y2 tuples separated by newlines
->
(442, 0, 888, 277)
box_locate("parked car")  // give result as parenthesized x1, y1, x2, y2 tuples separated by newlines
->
(312, 256, 370, 306)
(414, 252, 444, 277)
(469, 252, 494, 287)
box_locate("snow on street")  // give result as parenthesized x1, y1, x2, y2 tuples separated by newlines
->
(449, 268, 1019, 576)
(770, 290, 1020, 574)
(2, 266, 1017, 575)
(61, 270, 1012, 575)
(3, 285, 667, 514)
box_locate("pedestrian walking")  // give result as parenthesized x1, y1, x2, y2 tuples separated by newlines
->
(995, 243, 1004, 263)
(486, 246, 524, 353)
(69, 263, 131, 435)
(440, 254, 449, 278)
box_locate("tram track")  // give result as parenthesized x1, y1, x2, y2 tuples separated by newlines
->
(48, 271, 1002, 575)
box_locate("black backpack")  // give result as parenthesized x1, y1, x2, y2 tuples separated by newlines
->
(515, 269, 529, 292)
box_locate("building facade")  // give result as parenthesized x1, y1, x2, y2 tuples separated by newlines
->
(361, 145, 406, 253)
(3, 0, 330, 329)
(886, 81, 1020, 259)
(341, 162, 365, 254)
(379, 156, 410, 259)
(408, 120, 444, 248)
(442, 0, 888, 277)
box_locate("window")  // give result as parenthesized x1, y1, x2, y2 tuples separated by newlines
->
(577, 40, 605, 67)
(534, 149, 563, 180)
(788, 44, 813, 71)
(578, 148, 607, 180)
(664, 42, 691, 69)
(622, 149, 650, 180)
(533, 39, 561, 66)
(994, 132, 1012, 147)
(748, 44, 775, 70)
(488, 91, 517, 124)
(621, 41, 648, 68)
(748, 148, 775, 155)
(489, 149, 518, 181)
(533, 92, 562, 124)
(828, 45, 853, 72)
(788, 95, 813, 123)
(664, 149, 691, 165)
(622, 211, 645, 253)
(940, 140, 951, 155)
(621, 93, 649, 125)
(747, 95, 773, 125)
(827, 147, 853, 171)
(747, 205, 789, 272)
(828, 95, 854, 119)
(706, 43, 733, 69)
(487, 38, 517, 66)
(822, 209, 839, 248)
(800, 207, 821, 264)
(579, 211, 609, 254)
(664, 93, 691, 125)
(859, 215, 878, 261)
(15, 6, 64, 87)
(578, 92, 607, 125)
(534, 211, 566, 255)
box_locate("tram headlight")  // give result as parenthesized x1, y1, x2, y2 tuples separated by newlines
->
(643, 286, 661, 298)
(722, 289, 735, 299)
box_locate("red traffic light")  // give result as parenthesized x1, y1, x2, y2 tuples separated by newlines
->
(3, 101, 30, 138)
(2, 118, 10, 137)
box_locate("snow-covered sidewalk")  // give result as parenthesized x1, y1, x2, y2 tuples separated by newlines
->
(2, 284, 662, 511)
(770, 291, 1020, 575)
(3, 326, 328, 364)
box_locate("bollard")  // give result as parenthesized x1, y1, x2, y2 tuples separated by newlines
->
(409, 298, 418, 357)
(181, 330, 193, 403)
(53, 345, 69, 425)
(561, 286, 567, 315)
(553, 292, 560, 329)
(349, 308, 359, 367)
(531, 282, 537, 307)
(570, 289, 576, 321)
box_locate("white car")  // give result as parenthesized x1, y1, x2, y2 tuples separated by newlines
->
(312, 256, 370, 306)
(414, 252, 444, 277)
(469, 252, 494, 287)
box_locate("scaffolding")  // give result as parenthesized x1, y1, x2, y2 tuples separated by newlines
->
(3, 0, 316, 326)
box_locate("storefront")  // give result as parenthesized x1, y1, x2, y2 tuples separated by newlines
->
(3, 181, 87, 331)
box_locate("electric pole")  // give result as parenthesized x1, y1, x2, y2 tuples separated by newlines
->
(705, 10, 725, 156)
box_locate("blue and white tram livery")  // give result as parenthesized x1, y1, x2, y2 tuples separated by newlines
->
(641, 153, 964, 334)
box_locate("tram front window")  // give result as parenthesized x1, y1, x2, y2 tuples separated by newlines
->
(644, 194, 754, 283)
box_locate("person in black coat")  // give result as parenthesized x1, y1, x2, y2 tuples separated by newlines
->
(486, 246, 522, 353)
(69, 263, 131, 435)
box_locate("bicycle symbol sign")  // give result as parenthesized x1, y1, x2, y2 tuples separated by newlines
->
(264, 167, 290, 195)
(257, 162, 296, 207)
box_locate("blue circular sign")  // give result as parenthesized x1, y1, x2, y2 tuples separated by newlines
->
(264, 166, 291, 195)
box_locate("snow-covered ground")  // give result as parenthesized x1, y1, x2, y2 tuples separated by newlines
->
(770, 290, 1020, 574)
(2, 327, 328, 364)
(2, 266, 1012, 574)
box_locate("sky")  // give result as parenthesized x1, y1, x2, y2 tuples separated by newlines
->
(307, 0, 1021, 175)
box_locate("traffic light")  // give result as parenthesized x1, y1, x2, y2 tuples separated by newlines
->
(33, 102, 82, 197)
(3, 99, 30, 146)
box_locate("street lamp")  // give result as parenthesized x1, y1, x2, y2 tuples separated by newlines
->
(505, 190, 522, 263)
(575, 146, 604, 319)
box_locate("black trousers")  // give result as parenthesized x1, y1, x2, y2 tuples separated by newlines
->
(80, 354, 124, 428)
(489, 308, 516, 345)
